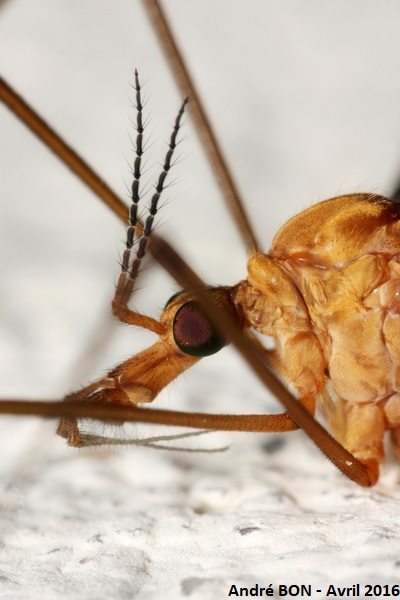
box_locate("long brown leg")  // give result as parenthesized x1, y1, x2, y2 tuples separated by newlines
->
(0, 76, 127, 221)
(142, 0, 260, 254)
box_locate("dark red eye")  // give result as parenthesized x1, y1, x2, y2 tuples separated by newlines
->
(173, 301, 226, 357)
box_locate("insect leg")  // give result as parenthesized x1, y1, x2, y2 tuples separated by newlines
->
(142, 0, 260, 254)
(328, 400, 385, 486)
(0, 76, 127, 220)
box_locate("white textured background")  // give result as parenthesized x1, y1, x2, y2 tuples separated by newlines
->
(1, 1, 400, 598)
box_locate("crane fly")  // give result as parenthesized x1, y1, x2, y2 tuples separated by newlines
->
(0, 0, 398, 489)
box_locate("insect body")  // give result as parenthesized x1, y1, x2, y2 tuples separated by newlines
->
(237, 193, 400, 486)
(2, 37, 397, 486)
(58, 175, 400, 486)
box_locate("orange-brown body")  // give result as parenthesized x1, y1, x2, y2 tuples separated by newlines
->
(234, 193, 400, 482)
(59, 193, 400, 485)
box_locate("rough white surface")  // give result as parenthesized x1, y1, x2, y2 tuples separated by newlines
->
(1, 1, 400, 598)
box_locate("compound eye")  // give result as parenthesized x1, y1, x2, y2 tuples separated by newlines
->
(173, 301, 226, 357)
